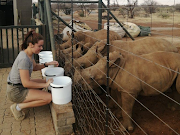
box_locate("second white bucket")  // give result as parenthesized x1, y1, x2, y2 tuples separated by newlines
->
(50, 76, 72, 105)
(39, 57, 53, 64)
(45, 67, 64, 90)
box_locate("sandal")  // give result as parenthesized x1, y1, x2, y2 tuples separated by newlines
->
(10, 103, 25, 121)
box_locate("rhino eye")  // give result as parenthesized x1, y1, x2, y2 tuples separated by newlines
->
(80, 63, 85, 69)
(90, 75, 94, 80)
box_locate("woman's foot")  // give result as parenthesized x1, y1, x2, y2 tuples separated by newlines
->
(10, 103, 25, 121)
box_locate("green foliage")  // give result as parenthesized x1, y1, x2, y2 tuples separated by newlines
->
(175, 4, 180, 12)
(158, 13, 170, 19)
(78, 11, 85, 17)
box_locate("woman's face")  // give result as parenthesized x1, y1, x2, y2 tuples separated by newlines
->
(32, 40, 44, 54)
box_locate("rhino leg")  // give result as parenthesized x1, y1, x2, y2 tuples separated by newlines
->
(109, 90, 118, 109)
(120, 92, 136, 132)
(110, 90, 122, 118)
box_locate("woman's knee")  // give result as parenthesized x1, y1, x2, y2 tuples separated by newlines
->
(43, 93, 52, 104)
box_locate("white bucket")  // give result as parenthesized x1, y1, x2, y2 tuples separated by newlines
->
(45, 67, 64, 90)
(39, 54, 53, 59)
(39, 51, 52, 56)
(39, 51, 53, 62)
(39, 57, 53, 64)
(41, 67, 53, 77)
(50, 76, 72, 105)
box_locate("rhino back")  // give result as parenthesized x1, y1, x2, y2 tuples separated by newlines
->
(111, 38, 178, 57)
(113, 52, 180, 96)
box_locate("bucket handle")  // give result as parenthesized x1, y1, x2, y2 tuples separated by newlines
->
(45, 74, 56, 77)
(50, 84, 63, 88)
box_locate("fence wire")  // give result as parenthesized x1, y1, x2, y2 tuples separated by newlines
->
(53, 1, 180, 135)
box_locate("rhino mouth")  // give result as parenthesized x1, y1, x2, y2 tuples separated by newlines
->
(75, 82, 91, 91)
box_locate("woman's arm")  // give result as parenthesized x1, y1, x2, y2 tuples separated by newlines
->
(33, 59, 45, 71)
(20, 69, 52, 88)
(33, 59, 59, 71)
(31, 79, 46, 83)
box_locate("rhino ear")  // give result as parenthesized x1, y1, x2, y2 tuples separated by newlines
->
(109, 58, 120, 68)
(109, 52, 122, 68)
(97, 41, 106, 53)
(80, 63, 85, 69)
(67, 31, 71, 38)
(96, 46, 103, 60)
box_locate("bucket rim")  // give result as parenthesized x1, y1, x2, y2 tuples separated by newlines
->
(44, 67, 64, 77)
(50, 76, 72, 88)
(39, 58, 53, 64)
(38, 51, 52, 55)
(39, 55, 53, 58)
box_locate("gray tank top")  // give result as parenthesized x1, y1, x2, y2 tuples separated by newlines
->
(7, 51, 34, 84)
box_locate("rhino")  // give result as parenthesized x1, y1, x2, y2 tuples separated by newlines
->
(59, 29, 122, 50)
(61, 41, 85, 54)
(60, 42, 84, 67)
(59, 29, 121, 67)
(74, 51, 180, 131)
(66, 37, 178, 76)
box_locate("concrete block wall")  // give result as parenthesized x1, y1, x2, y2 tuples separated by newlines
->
(50, 102, 75, 135)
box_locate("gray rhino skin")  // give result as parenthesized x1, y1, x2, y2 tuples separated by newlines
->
(74, 51, 180, 131)
(59, 42, 84, 67)
(60, 29, 122, 50)
(59, 29, 121, 67)
(68, 37, 178, 75)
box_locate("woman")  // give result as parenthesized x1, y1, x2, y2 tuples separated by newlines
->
(7, 30, 59, 121)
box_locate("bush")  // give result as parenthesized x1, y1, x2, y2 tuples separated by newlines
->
(158, 13, 170, 19)
(78, 11, 85, 17)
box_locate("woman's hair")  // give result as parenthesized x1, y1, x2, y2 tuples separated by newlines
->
(21, 30, 44, 50)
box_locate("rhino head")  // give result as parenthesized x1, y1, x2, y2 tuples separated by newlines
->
(74, 51, 123, 91)
(64, 42, 85, 76)
(60, 31, 85, 50)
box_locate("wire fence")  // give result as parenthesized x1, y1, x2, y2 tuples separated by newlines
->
(52, 0, 180, 134)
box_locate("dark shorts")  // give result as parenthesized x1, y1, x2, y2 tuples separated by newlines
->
(6, 84, 29, 103)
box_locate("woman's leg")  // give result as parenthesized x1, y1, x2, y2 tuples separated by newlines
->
(18, 89, 52, 109)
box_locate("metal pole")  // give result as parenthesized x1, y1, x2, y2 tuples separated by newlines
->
(105, 0, 110, 134)
(44, 1, 49, 50)
(45, 0, 57, 60)
(102, 2, 134, 40)
(51, 1, 99, 3)
(98, 0, 102, 30)
(51, 11, 76, 32)
(58, 1, 60, 34)
(71, 0, 74, 77)
(40, 0, 44, 23)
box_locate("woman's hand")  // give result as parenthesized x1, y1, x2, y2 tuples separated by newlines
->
(46, 78, 54, 87)
(46, 61, 59, 67)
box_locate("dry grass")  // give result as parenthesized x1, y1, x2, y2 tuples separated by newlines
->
(75, 10, 180, 25)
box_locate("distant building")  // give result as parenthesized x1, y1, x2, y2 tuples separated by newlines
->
(0, 0, 32, 26)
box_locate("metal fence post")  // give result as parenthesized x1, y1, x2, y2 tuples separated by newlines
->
(98, 0, 102, 30)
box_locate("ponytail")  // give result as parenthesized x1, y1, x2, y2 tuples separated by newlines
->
(21, 30, 44, 50)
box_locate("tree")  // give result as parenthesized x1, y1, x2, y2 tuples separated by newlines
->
(123, 0, 138, 18)
(175, 4, 180, 12)
(141, 0, 158, 14)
